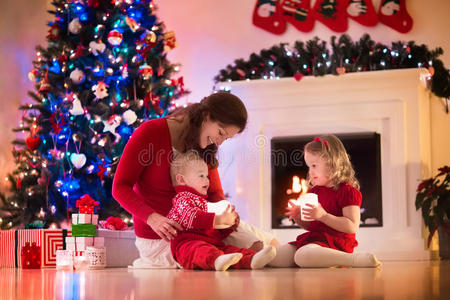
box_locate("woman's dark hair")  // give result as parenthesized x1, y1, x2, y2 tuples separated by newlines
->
(169, 92, 247, 168)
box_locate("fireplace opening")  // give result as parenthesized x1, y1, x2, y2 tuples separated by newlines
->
(271, 132, 382, 229)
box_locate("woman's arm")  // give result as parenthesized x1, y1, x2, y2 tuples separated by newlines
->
(206, 167, 226, 202)
(112, 121, 157, 222)
(303, 204, 361, 234)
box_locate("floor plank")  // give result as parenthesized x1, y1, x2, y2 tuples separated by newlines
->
(1, 260, 449, 299)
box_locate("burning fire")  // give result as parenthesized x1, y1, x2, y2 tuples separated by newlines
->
(287, 176, 308, 207)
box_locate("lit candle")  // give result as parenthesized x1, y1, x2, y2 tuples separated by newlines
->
(298, 193, 318, 221)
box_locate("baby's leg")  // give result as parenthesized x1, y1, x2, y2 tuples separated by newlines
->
(175, 240, 223, 270)
(294, 244, 381, 268)
(267, 243, 296, 268)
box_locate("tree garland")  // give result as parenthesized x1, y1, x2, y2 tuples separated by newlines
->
(214, 34, 450, 108)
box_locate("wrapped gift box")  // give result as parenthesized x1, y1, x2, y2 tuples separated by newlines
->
(97, 229, 139, 267)
(65, 236, 104, 251)
(72, 224, 97, 237)
(0, 229, 71, 268)
(72, 213, 98, 225)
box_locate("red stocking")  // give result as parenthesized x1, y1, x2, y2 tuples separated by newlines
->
(253, 0, 287, 35)
(346, 0, 378, 26)
(378, 0, 413, 33)
(311, 0, 348, 32)
(279, 0, 314, 33)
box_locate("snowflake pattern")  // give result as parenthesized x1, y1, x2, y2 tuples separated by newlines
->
(167, 191, 208, 230)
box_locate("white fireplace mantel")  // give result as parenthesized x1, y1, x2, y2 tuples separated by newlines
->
(217, 69, 435, 261)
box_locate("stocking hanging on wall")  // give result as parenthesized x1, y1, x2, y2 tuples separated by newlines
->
(378, 0, 413, 33)
(253, 0, 287, 34)
(311, 0, 348, 32)
(346, 0, 378, 27)
(279, 0, 314, 32)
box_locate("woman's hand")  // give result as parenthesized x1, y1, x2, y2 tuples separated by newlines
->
(147, 212, 183, 241)
(302, 203, 327, 221)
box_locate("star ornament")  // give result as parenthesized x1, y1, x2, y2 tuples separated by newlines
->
(103, 115, 121, 134)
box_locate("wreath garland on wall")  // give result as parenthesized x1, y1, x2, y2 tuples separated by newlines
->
(214, 34, 449, 111)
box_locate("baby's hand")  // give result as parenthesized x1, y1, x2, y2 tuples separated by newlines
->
(302, 202, 327, 221)
(285, 200, 301, 221)
(214, 204, 237, 229)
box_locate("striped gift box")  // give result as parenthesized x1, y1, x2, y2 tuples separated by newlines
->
(0, 229, 72, 268)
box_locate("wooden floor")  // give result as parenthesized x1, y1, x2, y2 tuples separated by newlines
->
(1, 260, 449, 300)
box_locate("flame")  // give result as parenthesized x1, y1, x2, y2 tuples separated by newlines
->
(286, 176, 308, 207)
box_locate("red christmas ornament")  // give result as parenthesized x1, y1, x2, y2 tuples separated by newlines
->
(336, 67, 346, 75)
(16, 177, 22, 189)
(107, 30, 123, 46)
(139, 64, 153, 80)
(294, 73, 303, 81)
(252, 0, 287, 35)
(96, 161, 107, 181)
(58, 54, 68, 63)
(28, 69, 38, 82)
(47, 23, 61, 40)
(26, 136, 41, 152)
(39, 72, 51, 95)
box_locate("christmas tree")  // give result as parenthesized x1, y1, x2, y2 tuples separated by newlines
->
(0, 0, 186, 229)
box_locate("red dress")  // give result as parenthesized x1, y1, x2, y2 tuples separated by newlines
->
(289, 183, 362, 253)
(167, 186, 256, 270)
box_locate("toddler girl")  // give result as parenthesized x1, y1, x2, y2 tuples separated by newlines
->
(270, 135, 381, 268)
(167, 150, 276, 271)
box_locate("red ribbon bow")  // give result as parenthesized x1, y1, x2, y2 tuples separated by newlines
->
(99, 216, 128, 231)
(314, 137, 329, 148)
(76, 194, 100, 214)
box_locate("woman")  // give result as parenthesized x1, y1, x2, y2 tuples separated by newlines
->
(112, 92, 274, 268)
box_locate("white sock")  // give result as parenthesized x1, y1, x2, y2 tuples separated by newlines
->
(294, 244, 381, 268)
(268, 244, 297, 268)
(214, 253, 243, 271)
(250, 246, 277, 269)
(352, 252, 382, 268)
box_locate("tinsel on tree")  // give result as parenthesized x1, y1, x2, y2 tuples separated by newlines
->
(214, 34, 450, 106)
(0, 0, 187, 229)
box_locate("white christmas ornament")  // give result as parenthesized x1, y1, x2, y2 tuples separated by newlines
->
(28, 69, 38, 82)
(70, 68, 85, 84)
(92, 81, 108, 99)
(69, 98, 84, 115)
(123, 109, 137, 125)
(70, 153, 87, 169)
(103, 115, 121, 134)
(120, 65, 128, 79)
(89, 40, 106, 55)
(68, 18, 82, 34)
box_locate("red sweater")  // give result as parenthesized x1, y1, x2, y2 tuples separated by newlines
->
(112, 118, 226, 239)
(167, 185, 233, 258)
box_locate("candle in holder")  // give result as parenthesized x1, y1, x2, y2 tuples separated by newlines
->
(299, 193, 318, 221)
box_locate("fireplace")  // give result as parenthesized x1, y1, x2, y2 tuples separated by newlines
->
(217, 69, 436, 260)
(271, 132, 382, 229)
